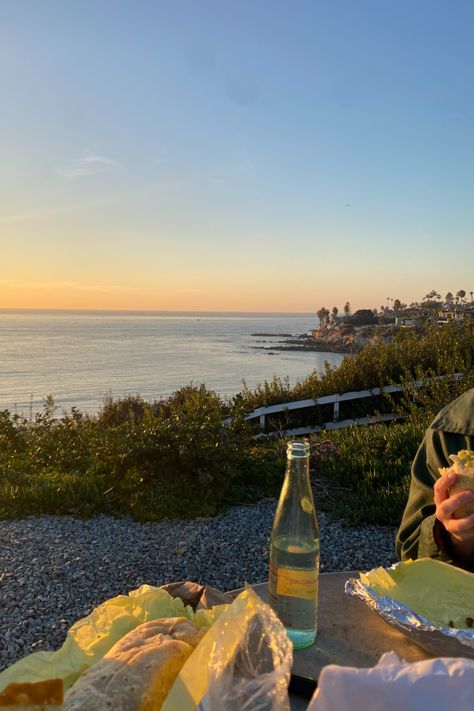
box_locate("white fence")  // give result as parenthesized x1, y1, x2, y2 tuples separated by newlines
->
(231, 374, 462, 437)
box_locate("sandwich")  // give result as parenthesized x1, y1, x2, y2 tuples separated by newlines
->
(63, 616, 205, 710)
(0, 617, 206, 711)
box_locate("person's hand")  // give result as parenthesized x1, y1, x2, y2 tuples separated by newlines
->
(434, 472, 474, 564)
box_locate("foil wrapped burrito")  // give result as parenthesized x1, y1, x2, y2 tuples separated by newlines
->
(345, 558, 474, 659)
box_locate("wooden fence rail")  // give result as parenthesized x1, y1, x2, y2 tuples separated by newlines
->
(225, 374, 462, 438)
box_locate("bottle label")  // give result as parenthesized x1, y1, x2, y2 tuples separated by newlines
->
(270, 565, 318, 600)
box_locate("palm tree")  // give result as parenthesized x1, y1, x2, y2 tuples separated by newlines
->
(316, 307, 329, 328)
(393, 298, 402, 311)
(445, 292, 454, 303)
(343, 301, 351, 316)
(331, 306, 339, 322)
(470, 291, 473, 303)
(457, 289, 466, 304)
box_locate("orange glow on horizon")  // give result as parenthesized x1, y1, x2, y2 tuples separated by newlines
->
(0, 281, 424, 314)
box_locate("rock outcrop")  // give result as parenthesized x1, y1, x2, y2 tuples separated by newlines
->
(277, 323, 418, 354)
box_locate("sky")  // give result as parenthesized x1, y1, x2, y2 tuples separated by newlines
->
(1, 0, 473, 312)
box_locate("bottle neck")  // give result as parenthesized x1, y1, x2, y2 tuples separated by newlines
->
(272, 447, 318, 540)
(288, 454, 308, 476)
(286, 452, 310, 483)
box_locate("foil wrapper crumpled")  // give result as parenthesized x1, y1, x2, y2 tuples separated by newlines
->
(345, 563, 474, 659)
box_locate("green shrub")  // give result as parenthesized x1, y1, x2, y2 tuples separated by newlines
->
(0, 322, 472, 525)
(0, 386, 280, 521)
(233, 322, 474, 418)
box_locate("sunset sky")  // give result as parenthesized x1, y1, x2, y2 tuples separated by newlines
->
(1, 1, 473, 312)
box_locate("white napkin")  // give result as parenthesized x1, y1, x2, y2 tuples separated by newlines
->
(307, 652, 474, 711)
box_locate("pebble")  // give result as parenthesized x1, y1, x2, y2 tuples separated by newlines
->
(0, 501, 397, 672)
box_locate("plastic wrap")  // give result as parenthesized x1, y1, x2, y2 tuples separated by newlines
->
(0, 582, 228, 703)
(202, 588, 293, 711)
(163, 587, 293, 711)
(0, 583, 292, 709)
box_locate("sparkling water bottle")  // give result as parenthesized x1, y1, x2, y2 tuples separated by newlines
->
(268, 440, 320, 648)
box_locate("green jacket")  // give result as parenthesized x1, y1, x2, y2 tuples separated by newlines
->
(395, 388, 474, 571)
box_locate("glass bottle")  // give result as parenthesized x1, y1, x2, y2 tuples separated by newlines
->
(268, 440, 320, 648)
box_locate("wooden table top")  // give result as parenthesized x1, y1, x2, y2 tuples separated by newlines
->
(231, 570, 436, 709)
(247, 571, 434, 680)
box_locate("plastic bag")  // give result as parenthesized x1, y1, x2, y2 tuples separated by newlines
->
(163, 587, 293, 711)
(0, 584, 227, 695)
(308, 651, 474, 711)
(0, 583, 291, 710)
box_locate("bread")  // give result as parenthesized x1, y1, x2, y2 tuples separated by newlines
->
(0, 678, 63, 709)
(439, 449, 474, 518)
(62, 616, 205, 711)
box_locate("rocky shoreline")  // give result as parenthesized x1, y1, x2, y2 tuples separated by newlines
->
(253, 335, 354, 354)
(253, 323, 404, 355)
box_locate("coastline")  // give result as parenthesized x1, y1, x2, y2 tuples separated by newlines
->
(252, 333, 355, 355)
(253, 338, 354, 355)
(252, 322, 410, 356)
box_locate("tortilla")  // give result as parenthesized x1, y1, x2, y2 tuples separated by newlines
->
(361, 558, 474, 629)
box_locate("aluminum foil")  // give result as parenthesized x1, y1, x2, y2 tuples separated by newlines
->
(345, 564, 474, 659)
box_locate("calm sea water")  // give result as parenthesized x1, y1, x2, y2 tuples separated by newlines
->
(0, 310, 344, 415)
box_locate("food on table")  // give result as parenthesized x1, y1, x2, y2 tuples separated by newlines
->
(0, 678, 63, 707)
(361, 558, 474, 629)
(0, 585, 290, 710)
(439, 449, 474, 517)
(62, 617, 206, 710)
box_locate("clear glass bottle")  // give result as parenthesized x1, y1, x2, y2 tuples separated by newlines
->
(268, 440, 320, 648)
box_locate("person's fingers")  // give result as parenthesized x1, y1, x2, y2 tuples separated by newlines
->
(446, 518, 474, 544)
(436, 489, 474, 521)
(434, 472, 457, 506)
(448, 511, 474, 535)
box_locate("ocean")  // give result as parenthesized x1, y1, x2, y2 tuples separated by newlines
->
(0, 310, 345, 415)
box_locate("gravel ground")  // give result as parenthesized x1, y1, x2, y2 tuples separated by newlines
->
(0, 501, 397, 672)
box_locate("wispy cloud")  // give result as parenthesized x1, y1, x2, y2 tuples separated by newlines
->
(57, 153, 119, 180)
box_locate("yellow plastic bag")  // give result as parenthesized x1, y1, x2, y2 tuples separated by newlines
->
(163, 587, 293, 711)
(0, 584, 225, 694)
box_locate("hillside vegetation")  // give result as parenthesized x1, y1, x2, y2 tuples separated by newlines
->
(0, 323, 473, 526)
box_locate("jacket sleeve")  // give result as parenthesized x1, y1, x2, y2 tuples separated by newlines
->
(395, 427, 465, 565)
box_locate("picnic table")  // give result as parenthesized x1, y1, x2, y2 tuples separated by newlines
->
(232, 570, 435, 709)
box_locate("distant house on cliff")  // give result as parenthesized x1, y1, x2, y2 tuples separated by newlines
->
(394, 316, 416, 327)
(436, 307, 464, 324)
